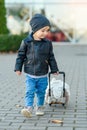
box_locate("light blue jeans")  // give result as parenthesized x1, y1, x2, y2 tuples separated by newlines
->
(25, 75, 48, 107)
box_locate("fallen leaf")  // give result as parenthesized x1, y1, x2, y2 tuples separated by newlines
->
(15, 104, 22, 108)
(51, 120, 63, 124)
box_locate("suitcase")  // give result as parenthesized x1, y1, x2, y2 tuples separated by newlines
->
(48, 71, 66, 107)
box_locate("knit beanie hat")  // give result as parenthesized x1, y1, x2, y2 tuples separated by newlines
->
(30, 14, 51, 33)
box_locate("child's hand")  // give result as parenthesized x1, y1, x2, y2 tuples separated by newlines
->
(53, 72, 59, 75)
(16, 71, 22, 76)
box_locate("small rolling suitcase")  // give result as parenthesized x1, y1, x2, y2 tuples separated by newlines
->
(47, 71, 66, 107)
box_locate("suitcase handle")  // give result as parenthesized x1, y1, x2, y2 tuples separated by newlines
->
(48, 71, 65, 97)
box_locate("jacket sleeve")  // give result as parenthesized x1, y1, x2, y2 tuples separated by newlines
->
(14, 40, 27, 72)
(48, 42, 59, 73)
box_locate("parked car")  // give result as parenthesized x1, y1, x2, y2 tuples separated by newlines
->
(46, 30, 69, 42)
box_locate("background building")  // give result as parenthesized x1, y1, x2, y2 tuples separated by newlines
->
(5, 0, 87, 43)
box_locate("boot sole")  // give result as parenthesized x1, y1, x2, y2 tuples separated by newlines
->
(36, 112, 44, 116)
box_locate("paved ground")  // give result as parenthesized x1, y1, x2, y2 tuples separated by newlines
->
(0, 43, 87, 130)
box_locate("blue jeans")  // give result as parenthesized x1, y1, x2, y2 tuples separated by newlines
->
(25, 75, 48, 107)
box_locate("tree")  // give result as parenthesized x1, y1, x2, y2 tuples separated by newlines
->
(0, 0, 9, 34)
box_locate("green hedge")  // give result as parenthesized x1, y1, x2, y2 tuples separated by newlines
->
(0, 34, 27, 52)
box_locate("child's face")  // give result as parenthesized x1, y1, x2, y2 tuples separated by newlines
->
(33, 26, 50, 40)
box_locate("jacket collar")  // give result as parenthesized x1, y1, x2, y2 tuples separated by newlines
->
(27, 32, 47, 42)
(27, 32, 34, 42)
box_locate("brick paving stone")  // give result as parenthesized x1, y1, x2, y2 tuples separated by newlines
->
(0, 125, 20, 129)
(10, 123, 35, 130)
(52, 114, 74, 118)
(75, 128, 87, 130)
(0, 122, 10, 126)
(76, 120, 87, 123)
(63, 124, 87, 127)
(21, 126, 46, 130)
(48, 127, 73, 130)
(6, 129, 19, 130)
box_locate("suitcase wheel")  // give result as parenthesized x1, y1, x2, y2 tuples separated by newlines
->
(62, 103, 66, 108)
(49, 103, 52, 106)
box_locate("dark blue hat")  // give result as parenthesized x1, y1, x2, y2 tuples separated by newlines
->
(30, 14, 51, 33)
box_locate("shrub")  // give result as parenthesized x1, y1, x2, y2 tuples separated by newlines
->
(0, 34, 27, 52)
(0, 0, 9, 34)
